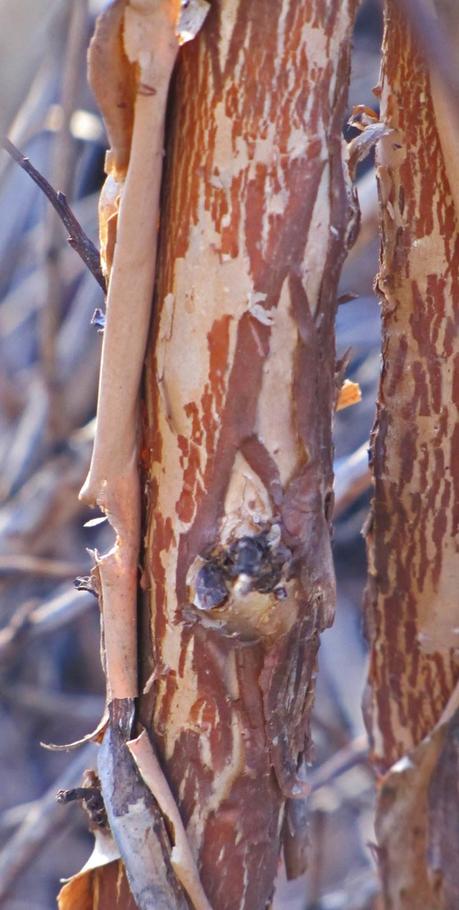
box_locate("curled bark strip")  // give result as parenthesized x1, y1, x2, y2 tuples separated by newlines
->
(87, 0, 136, 178)
(128, 729, 213, 910)
(42, 709, 109, 753)
(80, 0, 206, 700)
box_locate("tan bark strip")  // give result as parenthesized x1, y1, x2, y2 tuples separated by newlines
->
(142, 2, 358, 906)
(80, 0, 181, 700)
(364, 0, 459, 768)
(80, 1, 209, 701)
(128, 729, 213, 910)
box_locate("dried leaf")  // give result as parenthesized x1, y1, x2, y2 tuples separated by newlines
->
(58, 831, 135, 910)
(336, 379, 361, 411)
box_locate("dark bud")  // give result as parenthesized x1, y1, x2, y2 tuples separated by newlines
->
(195, 562, 228, 611)
(227, 535, 268, 578)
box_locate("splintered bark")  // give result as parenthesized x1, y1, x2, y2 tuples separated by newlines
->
(140, 2, 357, 908)
(364, 3, 459, 907)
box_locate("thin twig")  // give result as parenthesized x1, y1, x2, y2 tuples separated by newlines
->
(1, 137, 105, 292)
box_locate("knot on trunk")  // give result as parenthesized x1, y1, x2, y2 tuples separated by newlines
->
(185, 524, 295, 641)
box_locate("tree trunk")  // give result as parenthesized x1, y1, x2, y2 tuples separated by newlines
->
(364, 2, 459, 906)
(60, 1, 358, 908)
(141, 2, 357, 908)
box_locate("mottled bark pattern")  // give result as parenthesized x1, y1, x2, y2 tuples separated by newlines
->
(141, 2, 356, 908)
(365, 2, 459, 768)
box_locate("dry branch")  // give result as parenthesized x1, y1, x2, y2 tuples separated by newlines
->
(0, 589, 93, 664)
(97, 701, 189, 910)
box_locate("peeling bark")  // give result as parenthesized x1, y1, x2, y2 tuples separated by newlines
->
(365, 3, 459, 907)
(140, 2, 358, 908)
(364, 0, 459, 769)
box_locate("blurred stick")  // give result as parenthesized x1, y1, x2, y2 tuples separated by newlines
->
(0, 137, 105, 291)
(0, 588, 94, 665)
(2, 684, 103, 726)
(0, 554, 85, 578)
(42, 0, 89, 437)
(0, 744, 97, 903)
(309, 734, 369, 793)
(334, 442, 371, 518)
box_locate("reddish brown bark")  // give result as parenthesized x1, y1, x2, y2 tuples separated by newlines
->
(139, 2, 357, 908)
(364, 0, 459, 769)
(365, 3, 459, 907)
